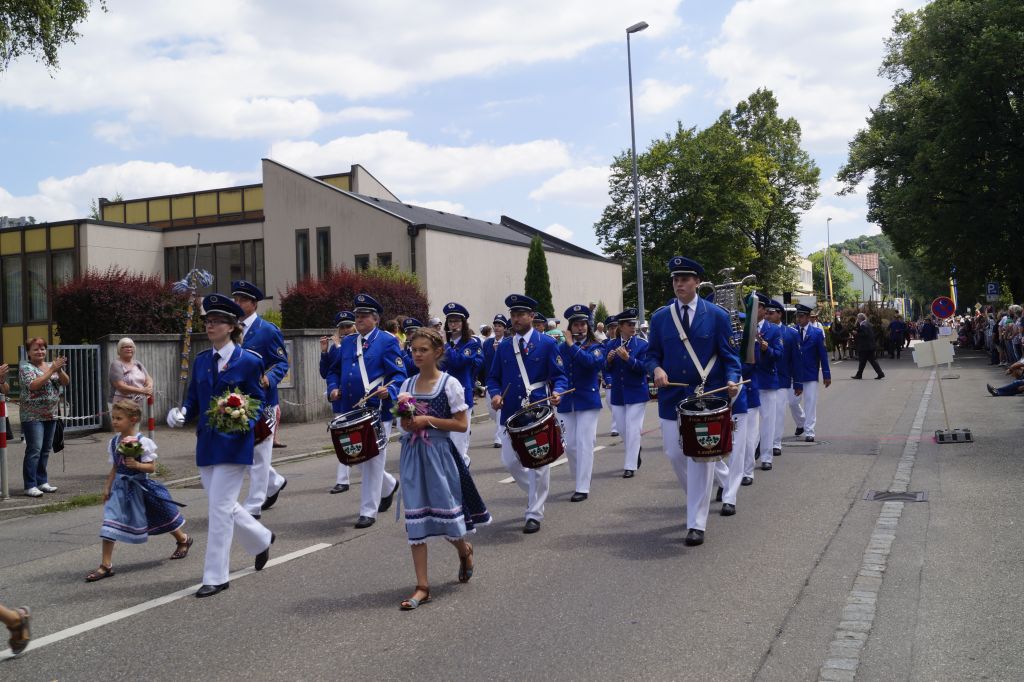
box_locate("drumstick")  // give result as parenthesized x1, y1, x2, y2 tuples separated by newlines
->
(356, 381, 394, 407)
(696, 379, 751, 398)
(664, 382, 689, 387)
(521, 388, 576, 411)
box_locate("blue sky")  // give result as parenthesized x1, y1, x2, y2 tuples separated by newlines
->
(0, 0, 925, 258)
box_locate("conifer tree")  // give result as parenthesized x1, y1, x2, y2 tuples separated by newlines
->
(524, 235, 554, 317)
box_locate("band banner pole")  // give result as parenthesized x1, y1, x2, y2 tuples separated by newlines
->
(0, 395, 8, 500)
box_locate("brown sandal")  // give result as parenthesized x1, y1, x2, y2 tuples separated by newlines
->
(170, 534, 193, 560)
(85, 564, 115, 582)
(7, 606, 31, 656)
(400, 586, 431, 610)
(458, 543, 474, 583)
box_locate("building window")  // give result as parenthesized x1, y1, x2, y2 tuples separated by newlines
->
(51, 251, 75, 286)
(316, 227, 331, 277)
(164, 240, 263, 294)
(296, 229, 310, 281)
(26, 253, 48, 321)
(376, 252, 392, 268)
(354, 254, 369, 271)
(2, 255, 23, 324)
(215, 241, 243, 290)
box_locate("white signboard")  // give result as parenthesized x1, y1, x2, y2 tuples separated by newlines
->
(913, 339, 954, 368)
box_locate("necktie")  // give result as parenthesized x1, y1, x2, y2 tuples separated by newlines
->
(212, 352, 221, 382)
(682, 303, 691, 335)
(800, 326, 805, 342)
(361, 336, 369, 351)
(518, 337, 526, 355)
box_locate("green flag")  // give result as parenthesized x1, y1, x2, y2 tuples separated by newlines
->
(741, 291, 758, 364)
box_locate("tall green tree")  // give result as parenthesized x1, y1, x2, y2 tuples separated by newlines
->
(1, 1, 106, 72)
(837, 0, 1024, 303)
(524, 235, 554, 317)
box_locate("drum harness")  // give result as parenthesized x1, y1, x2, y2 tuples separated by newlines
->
(356, 330, 385, 402)
(670, 301, 716, 397)
(513, 334, 549, 408)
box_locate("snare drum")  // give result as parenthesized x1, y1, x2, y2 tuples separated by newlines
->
(329, 407, 386, 466)
(506, 404, 564, 469)
(676, 394, 733, 462)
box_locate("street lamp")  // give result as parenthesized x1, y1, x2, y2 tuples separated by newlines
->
(896, 274, 903, 315)
(825, 217, 834, 309)
(626, 20, 649, 324)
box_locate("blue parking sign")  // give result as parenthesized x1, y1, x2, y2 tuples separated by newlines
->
(986, 282, 1000, 302)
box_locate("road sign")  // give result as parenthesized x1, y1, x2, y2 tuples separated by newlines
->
(986, 282, 1000, 302)
(931, 296, 955, 319)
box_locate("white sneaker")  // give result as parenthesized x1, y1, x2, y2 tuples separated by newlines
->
(24, 487, 43, 498)
(39, 483, 58, 493)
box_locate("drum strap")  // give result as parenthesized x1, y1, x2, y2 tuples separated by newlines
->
(514, 335, 547, 400)
(356, 333, 384, 393)
(670, 301, 717, 387)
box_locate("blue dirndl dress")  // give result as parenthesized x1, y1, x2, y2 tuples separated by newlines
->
(100, 435, 185, 544)
(399, 373, 490, 544)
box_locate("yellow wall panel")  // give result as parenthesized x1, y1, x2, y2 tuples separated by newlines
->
(0, 231, 20, 255)
(125, 201, 148, 224)
(102, 203, 126, 223)
(51, 325, 60, 344)
(50, 225, 75, 250)
(244, 187, 264, 211)
(171, 195, 194, 219)
(26, 324, 49, 346)
(323, 175, 350, 191)
(195, 192, 218, 217)
(219, 189, 242, 213)
(148, 198, 170, 222)
(2, 327, 23, 365)
(24, 228, 46, 252)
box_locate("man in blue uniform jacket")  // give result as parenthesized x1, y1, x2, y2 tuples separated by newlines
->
(442, 301, 484, 466)
(326, 294, 405, 529)
(168, 294, 274, 597)
(767, 300, 802, 456)
(321, 311, 356, 494)
(487, 294, 568, 534)
(232, 280, 289, 517)
(753, 293, 783, 469)
(792, 304, 831, 442)
(644, 256, 740, 547)
(482, 314, 508, 448)
(605, 308, 649, 478)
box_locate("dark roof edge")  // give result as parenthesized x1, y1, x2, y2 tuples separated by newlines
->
(499, 215, 613, 263)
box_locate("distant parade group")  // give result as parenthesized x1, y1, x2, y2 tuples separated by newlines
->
(82, 255, 831, 612)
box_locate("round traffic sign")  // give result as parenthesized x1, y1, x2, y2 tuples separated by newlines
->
(931, 296, 955, 319)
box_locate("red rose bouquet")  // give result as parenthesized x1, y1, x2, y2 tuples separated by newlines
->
(206, 388, 260, 434)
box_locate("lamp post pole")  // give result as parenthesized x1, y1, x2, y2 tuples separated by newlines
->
(825, 217, 834, 309)
(897, 275, 903, 315)
(626, 20, 649, 324)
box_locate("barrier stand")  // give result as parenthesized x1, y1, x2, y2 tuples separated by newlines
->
(913, 339, 972, 443)
(147, 394, 155, 441)
(1, 395, 8, 500)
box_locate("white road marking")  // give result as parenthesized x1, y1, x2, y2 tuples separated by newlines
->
(499, 445, 605, 483)
(0, 542, 331, 661)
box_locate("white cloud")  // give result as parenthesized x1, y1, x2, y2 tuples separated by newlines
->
(331, 107, 412, 123)
(270, 130, 572, 195)
(529, 166, 610, 207)
(636, 78, 694, 115)
(545, 223, 574, 241)
(407, 199, 467, 215)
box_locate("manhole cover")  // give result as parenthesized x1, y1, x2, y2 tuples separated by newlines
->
(863, 490, 928, 502)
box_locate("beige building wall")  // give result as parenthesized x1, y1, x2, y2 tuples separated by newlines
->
(350, 164, 400, 202)
(161, 221, 263, 249)
(79, 223, 164, 274)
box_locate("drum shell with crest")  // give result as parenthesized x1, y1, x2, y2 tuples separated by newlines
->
(505, 403, 564, 469)
(676, 394, 733, 462)
(328, 406, 387, 466)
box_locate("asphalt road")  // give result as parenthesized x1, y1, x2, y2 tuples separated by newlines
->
(1, 349, 1021, 681)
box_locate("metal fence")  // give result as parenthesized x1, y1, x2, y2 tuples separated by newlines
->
(19, 344, 104, 433)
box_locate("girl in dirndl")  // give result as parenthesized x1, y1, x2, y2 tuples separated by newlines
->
(396, 327, 490, 610)
(86, 400, 191, 582)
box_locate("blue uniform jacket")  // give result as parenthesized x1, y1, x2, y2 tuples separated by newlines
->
(486, 330, 569, 425)
(241, 316, 288, 407)
(742, 364, 759, 410)
(605, 336, 650, 405)
(643, 297, 742, 421)
(794, 325, 832, 383)
(556, 340, 604, 413)
(445, 336, 483, 407)
(482, 336, 499, 379)
(326, 327, 406, 422)
(888, 320, 907, 341)
(403, 347, 419, 379)
(753, 319, 783, 391)
(776, 324, 804, 391)
(319, 344, 345, 413)
(182, 345, 265, 467)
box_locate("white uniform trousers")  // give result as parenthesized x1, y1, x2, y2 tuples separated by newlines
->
(797, 381, 820, 438)
(199, 464, 272, 586)
(449, 424, 472, 468)
(758, 390, 778, 464)
(611, 402, 646, 471)
(560, 409, 600, 494)
(773, 388, 788, 450)
(335, 462, 350, 486)
(744, 408, 759, 478)
(499, 428, 549, 521)
(660, 419, 715, 532)
(605, 390, 619, 434)
(487, 402, 503, 445)
(721, 413, 749, 505)
(244, 413, 287, 515)
(359, 420, 397, 518)
(788, 387, 805, 430)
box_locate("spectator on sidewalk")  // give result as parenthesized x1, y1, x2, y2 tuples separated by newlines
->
(20, 337, 69, 497)
(109, 337, 154, 405)
(987, 359, 1024, 396)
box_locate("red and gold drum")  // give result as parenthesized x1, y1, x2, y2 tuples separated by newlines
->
(329, 407, 386, 466)
(506, 404, 564, 469)
(676, 394, 733, 462)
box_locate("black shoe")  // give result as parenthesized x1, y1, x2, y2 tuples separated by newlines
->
(987, 384, 997, 396)
(773, 448, 781, 458)
(492, 442, 501, 448)
(741, 476, 754, 486)
(637, 449, 642, 469)
(623, 469, 635, 479)
(261, 479, 287, 511)
(354, 515, 376, 529)
(252, 513, 261, 520)
(523, 519, 541, 534)
(273, 442, 287, 449)
(875, 374, 885, 380)
(795, 427, 805, 436)
(851, 375, 862, 380)
(330, 483, 350, 494)
(255, 533, 275, 571)
(609, 430, 619, 437)
(570, 492, 588, 502)
(378, 481, 399, 513)
(805, 436, 815, 442)
(196, 583, 229, 598)
(715, 486, 723, 502)
(720, 503, 736, 517)
(684, 529, 705, 546)
(761, 462, 773, 471)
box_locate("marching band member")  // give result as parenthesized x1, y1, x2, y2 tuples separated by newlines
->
(231, 280, 289, 518)
(401, 317, 423, 379)
(487, 294, 568, 534)
(443, 302, 483, 467)
(532, 313, 548, 335)
(645, 257, 740, 547)
(605, 308, 648, 478)
(482, 314, 508, 448)
(754, 293, 783, 471)
(321, 311, 356, 494)
(718, 350, 751, 517)
(603, 316, 621, 437)
(557, 304, 605, 501)
(793, 305, 831, 442)
(741, 358, 761, 487)
(326, 294, 405, 529)
(769, 300, 802, 456)
(167, 294, 274, 598)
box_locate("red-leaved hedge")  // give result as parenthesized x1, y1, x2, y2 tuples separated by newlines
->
(53, 267, 190, 343)
(280, 267, 429, 328)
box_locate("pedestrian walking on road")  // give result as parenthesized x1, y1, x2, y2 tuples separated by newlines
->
(851, 313, 885, 380)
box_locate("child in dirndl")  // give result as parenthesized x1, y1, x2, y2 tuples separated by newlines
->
(396, 327, 490, 610)
(86, 400, 191, 582)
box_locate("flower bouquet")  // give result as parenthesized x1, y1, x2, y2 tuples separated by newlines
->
(117, 435, 144, 459)
(206, 388, 260, 434)
(391, 392, 420, 420)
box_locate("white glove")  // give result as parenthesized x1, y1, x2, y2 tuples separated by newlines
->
(167, 407, 186, 428)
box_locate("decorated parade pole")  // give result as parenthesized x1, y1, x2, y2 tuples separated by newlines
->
(171, 234, 214, 408)
(1, 395, 8, 500)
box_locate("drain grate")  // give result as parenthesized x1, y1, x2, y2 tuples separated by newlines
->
(863, 490, 928, 502)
